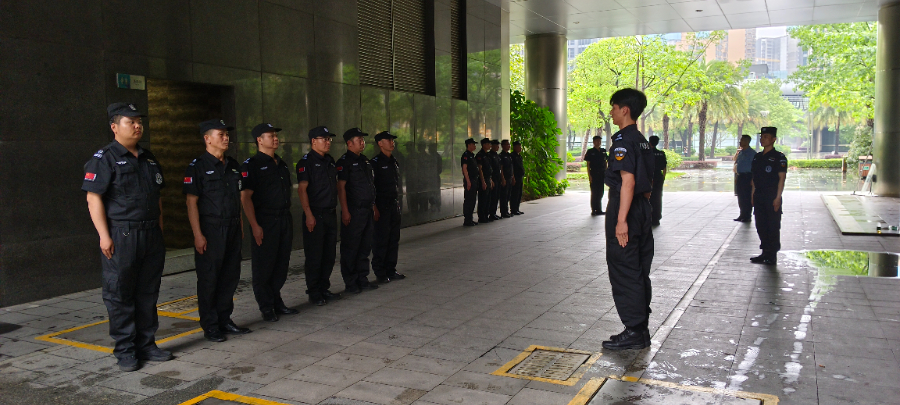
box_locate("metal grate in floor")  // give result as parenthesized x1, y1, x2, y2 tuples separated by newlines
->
(508, 350, 591, 381)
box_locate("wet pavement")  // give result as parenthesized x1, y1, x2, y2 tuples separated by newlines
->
(0, 191, 898, 405)
(569, 168, 859, 193)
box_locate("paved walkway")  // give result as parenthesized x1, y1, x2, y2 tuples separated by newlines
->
(0, 191, 897, 405)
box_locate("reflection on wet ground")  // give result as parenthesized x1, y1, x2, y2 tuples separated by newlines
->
(568, 168, 859, 193)
(789, 250, 900, 278)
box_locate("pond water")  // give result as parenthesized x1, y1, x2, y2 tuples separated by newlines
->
(567, 168, 860, 193)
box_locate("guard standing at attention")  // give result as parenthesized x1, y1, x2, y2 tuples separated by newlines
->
(733, 135, 756, 223)
(371, 131, 406, 283)
(83, 103, 172, 372)
(461, 138, 482, 226)
(649, 136, 667, 226)
(240, 123, 298, 323)
(488, 140, 504, 220)
(337, 128, 379, 293)
(602, 89, 655, 351)
(297, 126, 342, 306)
(750, 127, 786, 265)
(184, 119, 252, 343)
(475, 138, 494, 223)
(510, 141, 525, 215)
(498, 140, 514, 218)
(584, 135, 608, 215)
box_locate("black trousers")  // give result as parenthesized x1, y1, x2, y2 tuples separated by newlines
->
(489, 176, 501, 216)
(590, 176, 605, 212)
(477, 182, 492, 220)
(372, 201, 401, 278)
(736, 173, 753, 220)
(510, 175, 524, 213)
(463, 181, 478, 222)
(251, 212, 293, 312)
(340, 206, 374, 288)
(499, 176, 512, 215)
(302, 209, 337, 300)
(754, 195, 782, 256)
(650, 183, 663, 223)
(101, 223, 165, 359)
(195, 218, 242, 332)
(605, 194, 654, 330)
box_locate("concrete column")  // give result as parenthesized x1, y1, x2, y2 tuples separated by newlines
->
(524, 34, 567, 180)
(874, 1, 900, 197)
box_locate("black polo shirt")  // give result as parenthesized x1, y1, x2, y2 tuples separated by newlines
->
(240, 151, 292, 212)
(82, 141, 165, 221)
(475, 150, 493, 178)
(499, 151, 513, 179)
(183, 151, 243, 219)
(370, 152, 401, 206)
(751, 149, 787, 199)
(605, 124, 654, 195)
(296, 150, 337, 209)
(489, 150, 501, 180)
(584, 147, 608, 176)
(461, 150, 480, 180)
(652, 147, 668, 185)
(336, 151, 376, 207)
(511, 152, 524, 177)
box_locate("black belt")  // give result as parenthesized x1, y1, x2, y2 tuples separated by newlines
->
(109, 220, 159, 230)
(200, 216, 241, 226)
(309, 206, 335, 214)
(257, 208, 290, 216)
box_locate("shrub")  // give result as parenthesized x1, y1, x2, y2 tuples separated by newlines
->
(566, 162, 582, 172)
(510, 90, 567, 198)
(847, 125, 873, 166)
(663, 149, 682, 171)
(789, 159, 843, 168)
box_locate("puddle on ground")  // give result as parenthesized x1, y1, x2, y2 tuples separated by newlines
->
(786, 250, 899, 278)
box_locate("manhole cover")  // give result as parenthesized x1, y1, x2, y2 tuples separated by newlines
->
(157, 296, 199, 314)
(508, 350, 591, 381)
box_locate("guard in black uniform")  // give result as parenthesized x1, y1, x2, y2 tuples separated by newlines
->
(488, 140, 503, 220)
(83, 103, 172, 372)
(461, 138, 482, 226)
(337, 128, 379, 294)
(371, 131, 406, 283)
(750, 127, 786, 265)
(297, 126, 342, 306)
(602, 89, 654, 351)
(649, 136, 667, 226)
(510, 141, 525, 215)
(498, 140, 514, 218)
(475, 138, 494, 223)
(584, 135, 608, 215)
(240, 123, 298, 323)
(184, 119, 252, 343)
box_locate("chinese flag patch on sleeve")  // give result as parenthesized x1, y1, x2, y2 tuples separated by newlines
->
(241, 171, 249, 178)
(298, 167, 306, 173)
(84, 173, 96, 181)
(336, 166, 343, 171)
(184, 177, 193, 184)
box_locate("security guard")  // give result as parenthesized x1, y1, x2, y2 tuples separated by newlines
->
(461, 138, 482, 226)
(498, 140, 514, 218)
(584, 135, 608, 215)
(297, 126, 342, 306)
(733, 135, 756, 222)
(83, 103, 171, 372)
(510, 141, 525, 215)
(488, 140, 504, 220)
(337, 128, 379, 293)
(371, 131, 406, 283)
(750, 127, 786, 265)
(184, 119, 252, 342)
(240, 123, 298, 323)
(602, 89, 654, 351)
(649, 136, 667, 226)
(475, 138, 494, 223)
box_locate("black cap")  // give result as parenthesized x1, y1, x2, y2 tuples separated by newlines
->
(760, 126, 777, 136)
(501, 139, 510, 144)
(199, 119, 235, 134)
(592, 135, 603, 140)
(108, 102, 146, 120)
(343, 127, 368, 142)
(308, 126, 334, 141)
(490, 139, 500, 145)
(252, 123, 281, 138)
(465, 138, 477, 145)
(374, 131, 397, 142)
(513, 141, 522, 146)
(480, 138, 491, 145)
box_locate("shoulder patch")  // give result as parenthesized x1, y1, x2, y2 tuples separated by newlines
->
(189, 158, 197, 167)
(93, 149, 105, 159)
(614, 147, 627, 161)
(301, 153, 309, 160)
(243, 158, 251, 164)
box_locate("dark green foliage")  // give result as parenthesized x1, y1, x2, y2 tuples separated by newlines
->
(510, 90, 567, 198)
(789, 159, 843, 168)
(847, 125, 873, 166)
(806, 250, 868, 276)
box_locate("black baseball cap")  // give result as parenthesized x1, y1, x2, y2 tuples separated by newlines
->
(465, 138, 477, 145)
(592, 135, 603, 140)
(252, 123, 281, 138)
(513, 141, 522, 146)
(343, 127, 368, 142)
(308, 126, 334, 141)
(760, 126, 777, 136)
(501, 139, 510, 144)
(374, 131, 397, 142)
(480, 138, 491, 145)
(490, 139, 500, 145)
(199, 119, 234, 134)
(108, 103, 146, 120)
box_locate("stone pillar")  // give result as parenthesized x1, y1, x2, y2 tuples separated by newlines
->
(524, 34, 567, 180)
(874, 1, 900, 197)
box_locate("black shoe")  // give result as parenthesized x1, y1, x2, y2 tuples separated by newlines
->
(602, 329, 649, 351)
(761, 257, 777, 265)
(360, 282, 379, 291)
(310, 298, 326, 306)
(750, 255, 766, 263)
(138, 346, 173, 362)
(598, 211, 605, 215)
(377, 276, 391, 283)
(643, 329, 651, 346)
(463, 221, 477, 227)
(591, 211, 600, 216)
(322, 291, 342, 301)
(117, 354, 140, 372)
(734, 217, 744, 221)
(345, 285, 362, 294)
(262, 310, 279, 322)
(741, 218, 752, 223)
(275, 305, 299, 315)
(491, 215, 502, 220)
(516, 211, 524, 215)
(220, 321, 252, 335)
(204, 329, 226, 342)
(388, 272, 405, 280)
(501, 214, 512, 218)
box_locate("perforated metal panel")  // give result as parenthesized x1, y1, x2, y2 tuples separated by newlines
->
(359, 0, 394, 89)
(393, 0, 429, 94)
(450, 0, 465, 99)
(508, 350, 590, 381)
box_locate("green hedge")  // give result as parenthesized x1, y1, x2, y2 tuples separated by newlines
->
(789, 159, 843, 168)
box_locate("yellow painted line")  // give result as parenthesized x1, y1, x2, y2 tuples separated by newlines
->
(178, 390, 293, 405)
(608, 375, 779, 405)
(491, 345, 602, 386)
(157, 295, 200, 315)
(567, 377, 606, 405)
(34, 310, 201, 353)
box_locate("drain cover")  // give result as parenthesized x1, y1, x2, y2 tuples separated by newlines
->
(508, 350, 591, 381)
(157, 296, 199, 314)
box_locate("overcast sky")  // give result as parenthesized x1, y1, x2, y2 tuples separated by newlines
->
(756, 26, 788, 38)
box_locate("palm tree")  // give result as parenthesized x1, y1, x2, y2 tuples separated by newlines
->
(696, 61, 745, 161)
(811, 105, 852, 155)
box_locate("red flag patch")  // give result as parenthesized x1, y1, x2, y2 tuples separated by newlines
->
(298, 167, 306, 173)
(241, 171, 248, 178)
(84, 173, 96, 181)
(336, 166, 343, 171)
(184, 177, 193, 184)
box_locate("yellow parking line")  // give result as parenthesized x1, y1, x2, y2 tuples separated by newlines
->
(491, 345, 602, 386)
(610, 375, 780, 405)
(567, 377, 607, 405)
(178, 390, 292, 405)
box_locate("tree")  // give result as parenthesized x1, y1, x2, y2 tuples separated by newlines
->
(742, 79, 805, 148)
(510, 44, 525, 94)
(509, 90, 566, 197)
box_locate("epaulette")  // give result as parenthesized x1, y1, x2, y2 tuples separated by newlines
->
(243, 157, 251, 164)
(92, 148, 108, 159)
(301, 153, 308, 160)
(189, 158, 197, 166)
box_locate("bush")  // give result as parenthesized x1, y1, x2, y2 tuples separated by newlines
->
(566, 151, 576, 162)
(663, 149, 682, 171)
(848, 125, 873, 166)
(510, 90, 567, 198)
(566, 162, 581, 172)
(723, 146, 738, 156)
(789, 159, 843, 168)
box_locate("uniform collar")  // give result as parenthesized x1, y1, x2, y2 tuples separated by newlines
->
(254, 151, 280, 164)
(201, 150, 227, 166)
(376, 152, 394, 161)
(110, 140, 144, 157)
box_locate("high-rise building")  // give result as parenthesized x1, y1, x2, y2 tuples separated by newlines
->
(567, 38, 600, 70)
(704, 29, 757, 64)
(756, 36, 783, 74)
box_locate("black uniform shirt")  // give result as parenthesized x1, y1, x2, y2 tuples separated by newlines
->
(461, 150, 480, 181)
(296, 150, 337, 209)
(583, 147, 608, 176)
(652, 147, 668, 186)
(605, 124, 654, 195)
(499, 151, 513, 179)
(83, 141, 165, 221)
(751, 149, 787, 198)
(512, 152, 525, 177)
(240, 152, 292, 212)
(489, 150, 502, 180)
(183, 151, 243, 219)
(475, 150, 493, 178)
(370, 152, 401, 205)
(336, 151, 376, 207)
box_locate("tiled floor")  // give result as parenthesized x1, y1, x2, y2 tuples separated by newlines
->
(0, 190, 897, 405)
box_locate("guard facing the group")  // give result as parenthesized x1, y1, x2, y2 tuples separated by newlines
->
(510, 141, 525, 215)
(475, 138, 494, 223)
(184, 119, 252, 343)
(498, 140, 514, 218)
(733, 134, 756, 223)
(649, 136, 667, 226)
(371, 131, 406, 283)
(602, 89, 655, 351)
(337, 128, 379, 293)
(584, 135, 608, 215)
(297, 126, 342, 306)
(750, 127, 786, 265)
(488, 140, 504, 220)
(240, 123, 298, 323)
(461, 138, 482, 226)
(83, 103, 172, 372)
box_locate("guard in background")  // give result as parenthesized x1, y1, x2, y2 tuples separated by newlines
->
(371, 131, 406, 283)
(498, 140, 514, 218)
(337, 128, 379, 293)
(510, 141, 525, 215)
(461, 138, 482, 226)
(475, 138, 494, 223)
(602, 89, 654, 351)
(184, 119, 252, 342)
(750, 127, 786, 265)
(297, 126, 342, 306)
(83, 103, 172, 372)
(733, 134, 756, 223)
(649, 136, 667, 226)
(240, 123, 298, 323)
(584, 135, 608, 215)
(488, 140, 504, 220)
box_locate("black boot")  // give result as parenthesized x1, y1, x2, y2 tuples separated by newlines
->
(602, 328, 650, 351)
